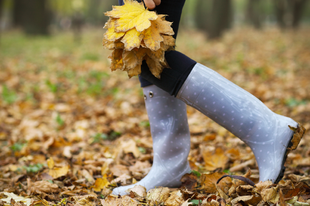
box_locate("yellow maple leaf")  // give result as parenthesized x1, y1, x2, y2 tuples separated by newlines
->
(105, 0, 157, 32)
(142, 22, 164, 51)
(104, 19, 125, 41)
(93, 176, 110, 192)
(121, 28, 144, 51)
(103, 0, 175, 78)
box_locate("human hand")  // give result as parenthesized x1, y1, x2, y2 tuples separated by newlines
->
(143, 0, 161, 9)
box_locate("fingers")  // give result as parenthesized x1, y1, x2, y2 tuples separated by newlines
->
(143, 0, 161, 10)
(153, 0, 161, 6)
(144, 0, 155, 9)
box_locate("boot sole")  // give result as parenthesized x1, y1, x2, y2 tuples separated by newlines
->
(274, 123, 306, 184)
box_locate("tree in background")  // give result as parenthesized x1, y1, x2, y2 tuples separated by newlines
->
(13, 0, 51, 35)
(194, 0, 211, 32)
(194, 0, 233, 39)
(246, 0, 263, 29)
(274, 0, 308, 29)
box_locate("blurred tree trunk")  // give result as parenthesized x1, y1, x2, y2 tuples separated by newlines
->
(274, 0, 308, 29)
(208, 0, 233, 39)
(13, 0, 51, 35)
(13, 0, 23, 27)
(274, 0, 287, 29)
(0, 0, 3, 18)
(195, 0, 211, 32)
(246, 0, 262, 29)
(0, 0, 3, 43)
(292, 0, 308, 28)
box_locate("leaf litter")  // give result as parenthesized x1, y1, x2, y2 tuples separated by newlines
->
(1, 22, 310, 206)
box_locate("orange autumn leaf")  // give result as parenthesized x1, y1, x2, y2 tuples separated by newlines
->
(203, 147, 229, 171)
(93, 176, 110, 192)
(200, 172, 232, 194)
(47, 158, 69, 179)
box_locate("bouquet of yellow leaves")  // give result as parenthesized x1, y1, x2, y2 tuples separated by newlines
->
(103, 0, 175, 78)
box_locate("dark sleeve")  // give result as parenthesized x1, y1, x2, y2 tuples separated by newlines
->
(117, 0, 186, 87)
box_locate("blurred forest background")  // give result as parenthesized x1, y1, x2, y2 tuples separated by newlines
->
(1, 0, 310, 38)
(1, 0, 310, 204)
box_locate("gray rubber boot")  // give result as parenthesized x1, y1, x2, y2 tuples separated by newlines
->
(112, 85, 191, 195)
(176, 63, 300, 183)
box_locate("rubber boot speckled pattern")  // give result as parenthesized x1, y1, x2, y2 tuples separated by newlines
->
(112, 85, 191, 195)
(177, 63, 297, 183)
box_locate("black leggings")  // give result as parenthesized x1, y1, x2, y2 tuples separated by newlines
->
(118, 0, 186, 87)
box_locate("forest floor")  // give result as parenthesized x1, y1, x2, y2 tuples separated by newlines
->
(0, 27, 310, 205)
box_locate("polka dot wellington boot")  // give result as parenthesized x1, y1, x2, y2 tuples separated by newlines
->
(112, 85, 191, 195)
(176, 63, 305, 183)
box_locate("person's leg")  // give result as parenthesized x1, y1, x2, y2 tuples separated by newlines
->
(140, 50, 305, 183)
(112, 0, 191, 196)
(112, 85, 191, 195)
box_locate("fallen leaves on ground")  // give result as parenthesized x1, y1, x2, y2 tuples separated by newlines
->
(0, 27, 310, 205)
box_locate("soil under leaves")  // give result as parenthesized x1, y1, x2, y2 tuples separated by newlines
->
(0, 27, 310, 205)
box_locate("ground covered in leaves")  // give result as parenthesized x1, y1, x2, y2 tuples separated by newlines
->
(0, 27, 310, 205)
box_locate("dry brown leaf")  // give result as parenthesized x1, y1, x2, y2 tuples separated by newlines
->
(28, 179, 59, 195)
(155, 15, 174, 35)
(129, 161, 151, 178)
(121, 139, 140, 158)
(109, 49, 124, 71)
(81, 169, 95, 183)
(127, 185, 147, 199)
(165, 190, 184, 206)
(261, 185, 279, 204)
(100, 195, 122, 206)
(200, 172, 232, 194)
(254, 181, 273, 193)
(201, 199, 219, 206)
(145, 55, 163, 79)
(203, 147, 229, 171)
(48, 165, 69, 179)
(180, 173, 198, 191)
(110, 164, 130, 177)
(146, 187, 170, 205)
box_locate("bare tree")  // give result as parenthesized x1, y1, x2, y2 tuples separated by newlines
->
(291, 0, 308, 28)
(246, 0, 263, 29)
(12, 0, 51, 35)
(194, 0, 233, 39)
(208, 0, 233, 39)
(274, 0, 308, 29)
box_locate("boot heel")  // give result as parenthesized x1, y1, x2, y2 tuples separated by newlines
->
(275, 124, 306, 184)
(288, 124, 306, 151)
